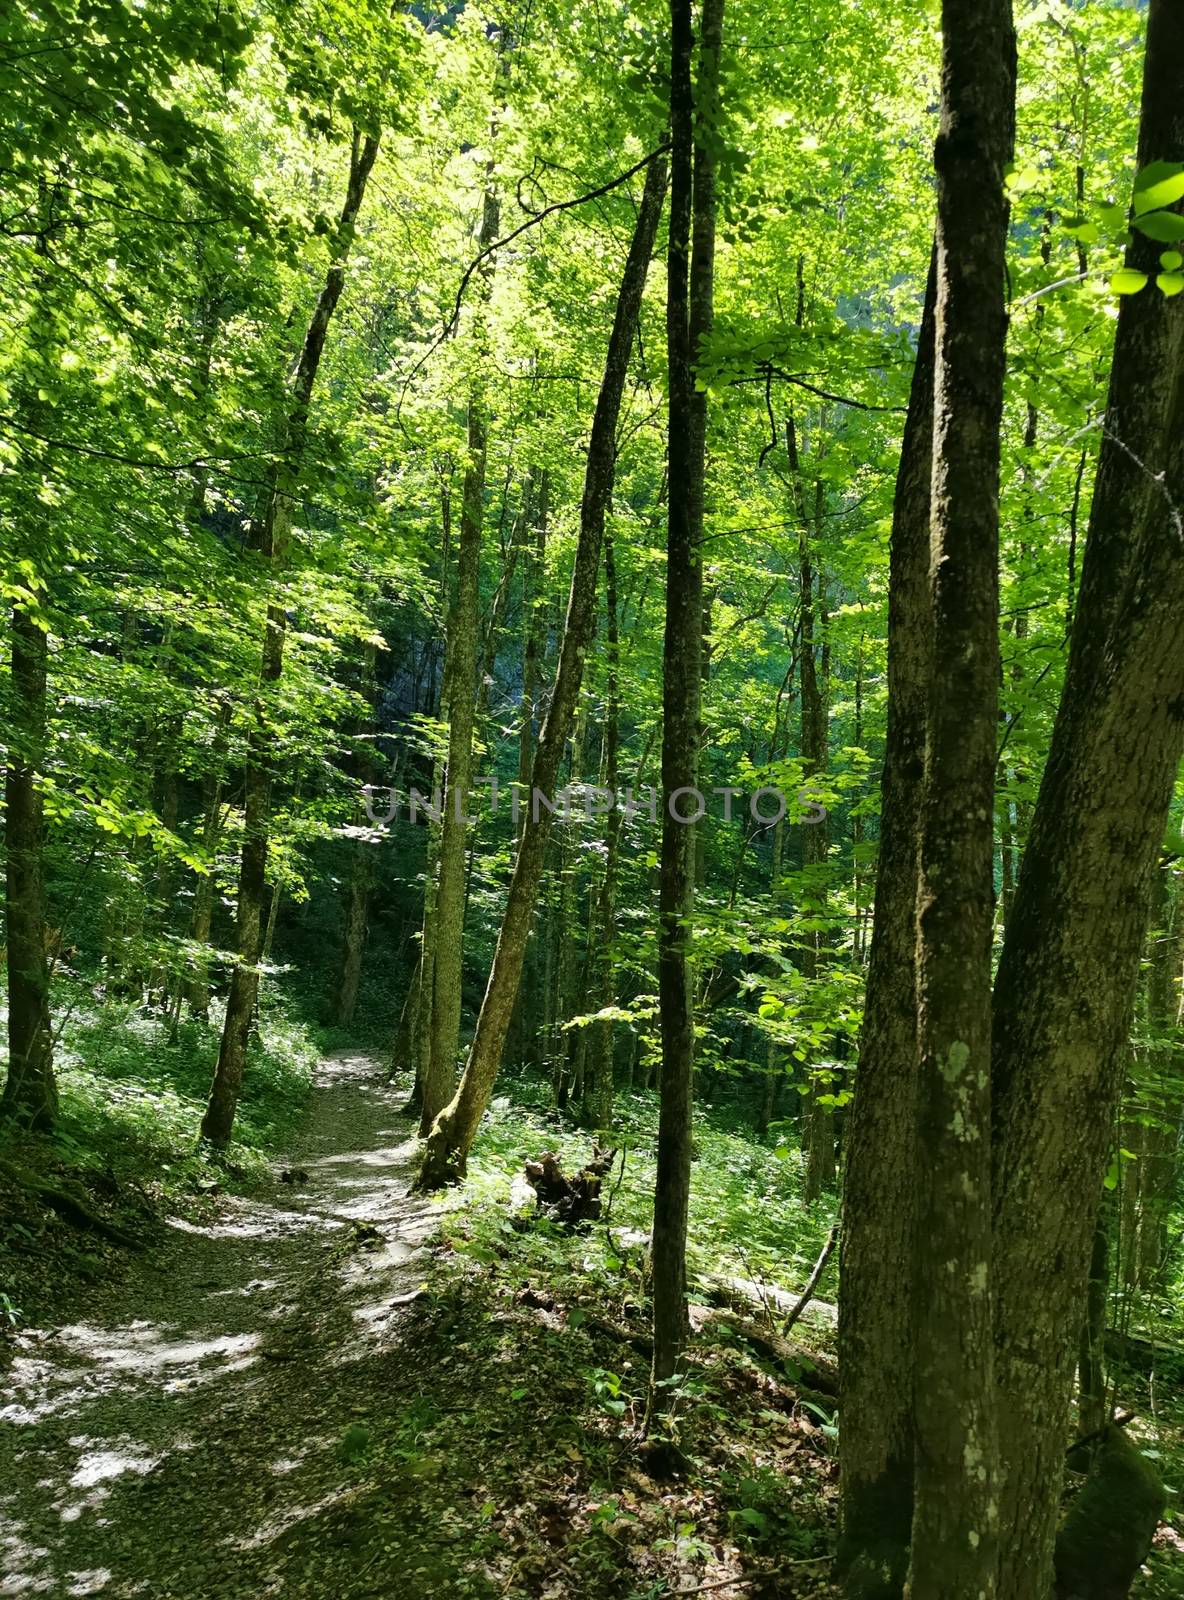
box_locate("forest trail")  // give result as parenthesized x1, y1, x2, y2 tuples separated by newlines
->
(1, 1054, 438, 1599)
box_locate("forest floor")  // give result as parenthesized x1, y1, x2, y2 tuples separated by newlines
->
(0, 1053, 438, 1598)
(4, 1051, 1181, 1598)
(0, 1049, 851, 1600)
(0, 1053, 844, 1599)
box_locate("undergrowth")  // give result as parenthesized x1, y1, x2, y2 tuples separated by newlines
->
(0, 978, 317, 1334)
(441, 1073, 838, 1314)
(48, 978, 318, 1188)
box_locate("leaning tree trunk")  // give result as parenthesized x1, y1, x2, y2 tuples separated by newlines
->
(908, 0, 1015, 1590)
(415, 150, 669, 1190)
(650, 0, 723, 1400)
(419, 186, 498, 1133)
(201, 129, 380, 1148)
(991, 4, 1184, 1588)
(837, 247, 936, 1600)
(3, 602, 58, 1130)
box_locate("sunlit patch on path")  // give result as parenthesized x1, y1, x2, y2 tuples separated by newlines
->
(0, 1055, 433, 1599)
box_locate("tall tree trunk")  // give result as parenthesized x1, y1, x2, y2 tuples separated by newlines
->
(186, 694, 232, 1019)
(3, 603, 57, 1130)
(650, 0, 722, 1398)
(587, 528, 623, 1129)
(331, 644, 378, 1029)
(405, 484, 452, 1112)
(420, 188, 498, 1133)
(909, 0, 1015, 1589)
(1133, 869, 1184, 1287)
(518, 472, 549, 837)
(201, 129, 380, 1147)
(1077, 1206, 1111, 1439)
(416, 150, 669, 1189)
(838, 247, 936, 1600)
(991, 5, 1184, 1586)
(791, 428, 833, 1202)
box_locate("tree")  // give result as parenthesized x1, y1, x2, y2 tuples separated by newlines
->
(651, 0, 724, 1398)
(416, 147, 669, 1189)
(419, 183, 499, 1134)
(201, 128, 382, 1148)
(907, 1, 1016, 1590)
(838, 248, 936, 1597)
(990, 1, 1184, 1584)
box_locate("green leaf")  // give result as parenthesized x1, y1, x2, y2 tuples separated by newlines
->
(1005, 165, 1041, 196)
(1110, 268, 1148, 296)
(1133, 211, 1184, 243)
(1133, 163, 1184, 216)
(1161, 250, 1183, 271)
(1157, 273, 1184, 298)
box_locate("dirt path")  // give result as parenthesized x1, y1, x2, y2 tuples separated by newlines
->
(0, 1054, 438, 1599)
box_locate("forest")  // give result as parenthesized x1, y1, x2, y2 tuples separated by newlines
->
(1, 0, 1183, 1595)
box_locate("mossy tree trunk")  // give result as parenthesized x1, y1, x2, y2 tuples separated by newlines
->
(991, 5, 1184, 1586)
(908, 0, 1016, 1587)
(651, 0, 722, 1400)
(420, 187, 498, 1134)
(837, 246, 936, 1600)
(3, 602, 58, 1131)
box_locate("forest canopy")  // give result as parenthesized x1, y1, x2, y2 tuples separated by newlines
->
(2, 0, 1184, 1596)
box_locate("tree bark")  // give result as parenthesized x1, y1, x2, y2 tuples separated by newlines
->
(420, 188, 498, 1132)
(186, 695, 232, 1019)
(416, 150, 669, 1189)
(909, 0, 1015, 1588)
(202, 129, 380, 1147)
(1132, 869, 1184, 1287)
(790, 423, 833, 1203)
(1077, 1206, 1111, 1439)
(331, 645, 378, 1029)
(518, 472, 549, 838)
(650, 0, 722, 1400)
(991, 5, 1184, 1586)
(587, 528, 623, 1129)
(3, 603, 58, 1130)
(838, 247, 936, 1600)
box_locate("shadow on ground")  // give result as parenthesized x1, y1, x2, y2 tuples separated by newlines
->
(0, 1054, 449, 1599)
